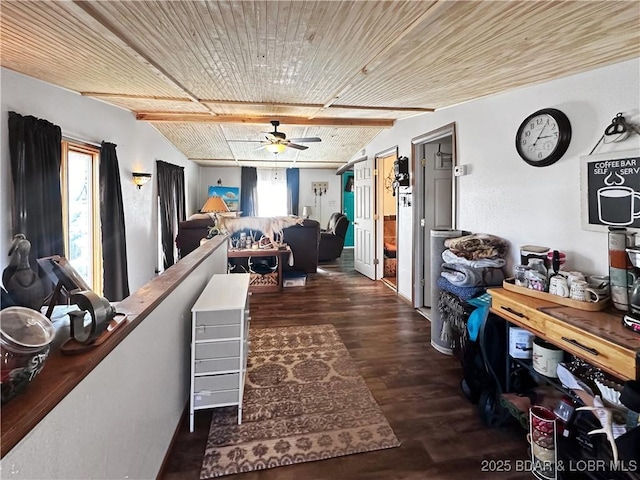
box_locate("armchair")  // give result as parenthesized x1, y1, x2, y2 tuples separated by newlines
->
(318, 213, 349, 262)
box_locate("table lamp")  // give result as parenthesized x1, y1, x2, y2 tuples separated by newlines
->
(302, 206, 311, 219)
(201, 196, 229, 213)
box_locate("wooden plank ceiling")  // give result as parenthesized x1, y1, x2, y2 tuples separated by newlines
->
(1, 1, 639, 168)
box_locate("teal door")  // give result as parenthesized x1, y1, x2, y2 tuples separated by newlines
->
(342, 172, 354, 247)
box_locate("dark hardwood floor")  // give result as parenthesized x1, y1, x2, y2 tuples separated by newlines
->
(161, 250, 530, 480)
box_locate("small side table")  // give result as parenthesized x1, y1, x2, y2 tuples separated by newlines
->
(227, 246, 292, 293)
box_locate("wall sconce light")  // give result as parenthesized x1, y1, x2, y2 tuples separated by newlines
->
(302, 206, 312, 219)
(265, 143, 286, 154)
(132, 172, 152, 189)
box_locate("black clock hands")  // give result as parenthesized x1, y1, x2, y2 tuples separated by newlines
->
(531, 123, 548, 147)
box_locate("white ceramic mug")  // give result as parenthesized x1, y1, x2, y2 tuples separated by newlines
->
(549, 276, 569, 297)
(588, 275, 610, 290)
(570, 280, 602, 302)
(569, 280, 588, 301)
(567, 272, 585, 288)
(585, 288, 604, 303)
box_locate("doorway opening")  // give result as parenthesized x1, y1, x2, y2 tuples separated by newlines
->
(342, 172, 354, 248)
(379, 154, 398, 289)
(412, 123, 457, 314)
(374, 148, 398, 290)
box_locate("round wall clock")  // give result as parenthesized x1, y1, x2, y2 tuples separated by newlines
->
(515, 108, 571, 167)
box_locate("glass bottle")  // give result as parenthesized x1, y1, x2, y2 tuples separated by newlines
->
(514, 265, 530, 287)
(527, 259, 548, 291)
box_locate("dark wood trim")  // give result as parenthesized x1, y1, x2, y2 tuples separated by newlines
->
(0, 236, 227, 458)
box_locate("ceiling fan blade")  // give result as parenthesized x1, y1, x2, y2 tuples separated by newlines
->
(289, 137, 321, 143)
(263, 133, 277, 141)
(286, 143, 308, 151)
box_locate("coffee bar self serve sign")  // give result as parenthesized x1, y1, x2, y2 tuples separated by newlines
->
(581, 149, 640, 231)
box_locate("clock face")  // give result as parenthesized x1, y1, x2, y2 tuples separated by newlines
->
(516, 108, 571, 167)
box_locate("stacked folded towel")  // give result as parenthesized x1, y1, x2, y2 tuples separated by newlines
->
(440, 233, 508, 289)
(444, 233, 509, 260)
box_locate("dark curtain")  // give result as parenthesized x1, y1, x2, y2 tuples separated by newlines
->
(286, 168, 300, 216)
(99, 142, 130, 301)
(8, 112, 64, 267)
(240, 167, 258, 216)
(157, 160, 185, 269)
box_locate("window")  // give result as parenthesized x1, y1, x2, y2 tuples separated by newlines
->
(256, 168, 287, 217)
(61, 141, 102, 293)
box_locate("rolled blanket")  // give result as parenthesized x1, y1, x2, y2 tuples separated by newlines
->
(436, 276, 485, 301)
(441, 263, 505, 287)
(444, 233, 509, 260)
(442, 249, 506, 268)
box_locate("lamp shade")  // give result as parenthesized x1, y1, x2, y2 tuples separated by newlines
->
(132, 172, 152, 189)
(201, 196, 229, 213)
(265, 143, 286, 154)
(302, 206, 312, 218)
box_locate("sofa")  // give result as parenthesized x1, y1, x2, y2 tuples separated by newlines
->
(318, 212, 349, 262)
(175, 214, 321, 273)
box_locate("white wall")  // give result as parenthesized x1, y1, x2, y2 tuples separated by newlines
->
(354, 58, 640, 301)
(198, 165, 242, 210)
(299, 169, 341, 227)
(1, 68, 199, 293)
(198, 166, 341, 226)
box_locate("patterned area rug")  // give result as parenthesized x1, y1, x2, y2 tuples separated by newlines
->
(200, 324, 400, 478)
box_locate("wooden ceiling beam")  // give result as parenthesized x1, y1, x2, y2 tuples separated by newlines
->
(82, 92, 433, 112)
(136, 113, 394, 127)
(200, 100, 434, 113)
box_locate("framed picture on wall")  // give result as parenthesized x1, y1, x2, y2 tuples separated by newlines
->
(581, 149, 640, 232)
(208, 186, 240, 211)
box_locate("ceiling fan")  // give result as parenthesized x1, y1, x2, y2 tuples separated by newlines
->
(234, 120, 321, 154)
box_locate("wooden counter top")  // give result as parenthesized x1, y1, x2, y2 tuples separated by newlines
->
(0, 236, 227, 458)
(489, 287, 640, 381)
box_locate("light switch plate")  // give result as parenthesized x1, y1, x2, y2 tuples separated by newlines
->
(454, 165, 468, 176)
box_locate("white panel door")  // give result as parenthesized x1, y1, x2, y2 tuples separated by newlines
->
(423, 141, 453, 304)
(354, 158, 376, 279)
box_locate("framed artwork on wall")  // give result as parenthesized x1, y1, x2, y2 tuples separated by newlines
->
(208, 186, 240, 211)
(581, 149, 640, 232)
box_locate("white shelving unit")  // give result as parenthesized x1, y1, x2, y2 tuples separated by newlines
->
(189, 273, 250, 432)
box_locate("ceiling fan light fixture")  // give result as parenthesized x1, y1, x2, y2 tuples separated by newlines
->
(265, 143, 286, 154)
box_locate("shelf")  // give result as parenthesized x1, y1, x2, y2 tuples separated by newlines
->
(510, 357, 584, 405)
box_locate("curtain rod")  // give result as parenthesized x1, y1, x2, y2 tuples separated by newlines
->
(62, 133, 102, 148)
